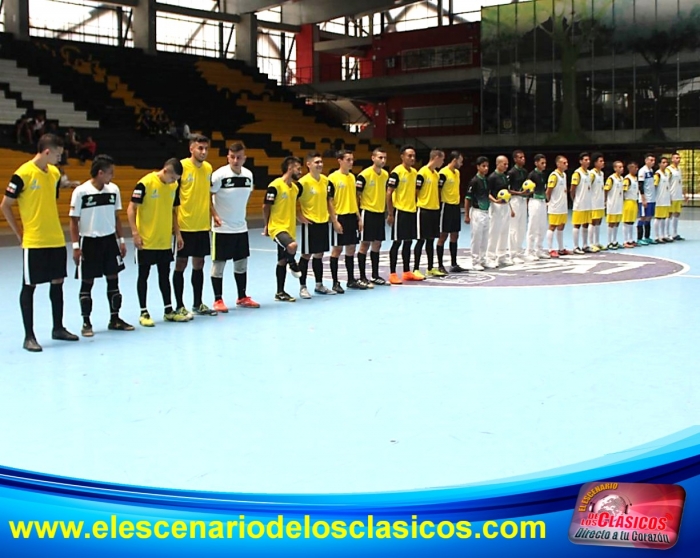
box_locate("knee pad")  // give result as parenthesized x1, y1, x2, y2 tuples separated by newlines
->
(110, 292, 122, 312)
(211, 260, 226, 278)
(234, 258, 247, 274)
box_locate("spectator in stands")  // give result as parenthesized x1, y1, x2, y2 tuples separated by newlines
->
(32, 113, 46, 142)
(181, 122, 191, 141)
(64, 127, 81, 160)
(138, 109, 156, 136)
(78, 136, 97, 164)
(15, 114, 33, 145)
(155, 111, 170, 134)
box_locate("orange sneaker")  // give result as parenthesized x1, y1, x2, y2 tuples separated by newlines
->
(389, 273, 402, 285)
(402, 271, 424, 281)
(236, 296, 260, 309)
(213, 299, 229, 313)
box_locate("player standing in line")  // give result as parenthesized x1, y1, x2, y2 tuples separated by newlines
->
(1, 134, 78, 351)
(356, 148, 389, 286)
(668, 152, 686, 241)
(485, 155, 513, 268)
(637, 153, 656, 245)
(622, 162, 640, 249)
(128, 158, 188, 326)
(209, 142, 260, 311)
(328, 150, 366, 292)
(589, 152, 606, 251)
(570, 152, 593, 255)
(172, 135, 215, 320)
(464, 156, 491, 271)
(653, 156, 672, 243)
(524, 154, 549, 261)
(69, 154, 133, 336)
(506, 149, 529, 264)
(436, 150, 466, 274)
(546, 155, 570, 258)
(603, 160, 625, 250)
(296, 151, 338, 298)
(386, 145, 422, 285)
(262, 156, 303, 302)
(414, 149, 446, 277)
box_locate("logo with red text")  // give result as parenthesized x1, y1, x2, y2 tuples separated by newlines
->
(569, 482, 685, 550)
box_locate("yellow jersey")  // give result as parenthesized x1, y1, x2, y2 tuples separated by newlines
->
(6, 161, 64, 249)
(416, 165, 440, 210)
(439, 166, 461, 205)
(388, 164, 417, 213)
(298, 173, 329, 224)
(132, 172, 180, 250)
(356, 166, 388, 213)
(327, 170, 358, 216)
(177, 158, 212, 232)
(265, 177, 298, 240)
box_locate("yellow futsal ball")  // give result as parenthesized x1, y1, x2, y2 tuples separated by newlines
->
(497, 189, 512, 203)
(522, 180, 536, 193)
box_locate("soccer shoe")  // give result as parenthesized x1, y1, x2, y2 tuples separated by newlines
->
(607, 243, 616, 251)
(590, 246, 602, 253)
(549, 250, 560, 258)
(402, 271, 423, 281)
(23, 337, 43, 352)
(314, 284, 336, 295)
(347, 279, 368, 290)
(236, 297, 260, 308)
(165, 311, 190, 323)
(501, 258, 514, 266)
(176, 307, 194, 321)
(370, 276, 387, 285)
(472, 263, 485, 271)
(483, 260, 498, 269)
(673, 235, 685, 241)
(638, 238, 650, 245)
(213, 299, 229, 313)
(573, 247, 585, 255)
(537, 251, 552, 259)
(389, 273, 402, 285)
(52, 328, 79, 341)
(524, 254, 538, 262)
(360, 279, 374, 289)
(558, 249, 571, 256)
(623, 242, 635, 249)
(139, 313, 155, 327)
(193, 303, 217, 316)
(427, 268, 447, 278)
(651, 239, 661, 245)
(108, 317, 135, 331)
(597, 244, 607, 251)
(438, 266, 450, 275)
(663, 237, 674, 243)
(450, 264, 468, 273)
(299, 286, 312, 299)
(412, 270, 426, 280)
(332, 281, 345, 294)
(288, 260, 302, 278)
(81, 324, 94, 338)
(274, 291, 296, 302)
(512, 256, 525, 264)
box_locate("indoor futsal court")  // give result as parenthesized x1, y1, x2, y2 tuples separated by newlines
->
(1, 215, 698, 495)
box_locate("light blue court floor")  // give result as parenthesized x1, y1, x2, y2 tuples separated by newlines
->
(1, 213, 699, 494)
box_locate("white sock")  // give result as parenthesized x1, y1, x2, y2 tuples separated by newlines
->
(626, 223, 633, 243)
(670, 215, 677, 236)
(653, 219, 660, 239)
(556, 229, 564, 250)
(595, 224, 601, 245)
(607, 226, 613, 245)
(573, 227, 580, 248)
(582, 227, 589, 247)
(661, 219, 667, 238)
(546, 229, 554, 250)
(613, 226, 619, 244)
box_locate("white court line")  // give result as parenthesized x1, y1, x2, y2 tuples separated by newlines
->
(250, 248, 277, 252)
(678, 274, 700, 278)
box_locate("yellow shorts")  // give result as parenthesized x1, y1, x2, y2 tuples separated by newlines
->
(548, 213, 567, 226)
(591, 209, 605, 220)
(671, 200, 683, 213)
(572, 210, 591, 225)
(654, 205, 670, 219)
(622, 199, 638, 222)
(606, 214, 622, 224)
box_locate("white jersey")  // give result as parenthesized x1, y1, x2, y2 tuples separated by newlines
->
(605, 174, 624, 215)
(547, 170, 568, 214)
(623, 173, 639, 201)
(638, 165, 656, 203)
(669, 165, 683, 202)
(655, 169, 671, 207)
(571, 167, 592, 211)
(69, 181, 122, 238)
(210, 165, 254, 234)
(590, 169, 605, 210)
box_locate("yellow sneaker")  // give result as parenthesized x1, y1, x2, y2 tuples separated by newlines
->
(426, 268, 447, 277)
(139, 313, 155, 327)
(164, 311, 189, 322)
(412, 270, 426, 280)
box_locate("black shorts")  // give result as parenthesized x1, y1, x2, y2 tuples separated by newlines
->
(212, 231, 250, 261)
(360, 209, 386, 242)
(301, 222, 330, 255)
(274, 231, 295, 261)
(77, 235, 125, 280)
(417, 207, 440, 239)
(391, 209, 417, 241)
(136, 249, 173, 266)
(176, 231, 211, 258)
(440, 203, 462, 234)
(331, 213, 359, 247)
(23, 246, 67, 285)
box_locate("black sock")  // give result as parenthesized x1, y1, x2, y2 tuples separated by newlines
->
(357, 252, 367, 280)
(299, 257, 309, 286)
(450, 241, 458, 266)
(157, 262, 172, 312)
(413, 240, 424, 271)
(370, 250, 380, 279)
(137, 265, 150, 311)
(106, 277, 119, 322)
(212, 276, 223, 301)
(276, 264, 286, 293)
(191, 268, 204, 307)
(20, 284, 36, 339)
(426, 241, 434, 270)
(49, 283, 64, 331)
(80, 281, 93, 326)
(389, 242, 400, 274)
(285, 250, 296, 265)
(173, 269, 185, 309)
(234, 272, 246, 299)
(330, 256, 339, 282)
(637, 225, 644, 240)
(644, 222, 651, 239)
(437, 243, 445, 268)
(402, 241, 412, 273)
(345, 254, 355, 281)
(312, 257, 323, 283)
